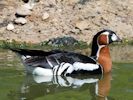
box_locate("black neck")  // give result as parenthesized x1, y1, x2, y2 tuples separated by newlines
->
(90, 34, 100, 57)
(90, 30, 108, 57)
(90, 40, 98, 57)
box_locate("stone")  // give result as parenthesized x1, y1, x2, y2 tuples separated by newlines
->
(14, 17, 27, 25)
(68, 0, 80, 5)
(16, 6, 32, 16)
(23, 3, 35, 10)
(6, 23, 14, 31)
(75, 20, 89, 30)
(46, 36, 79, 46)
(42, 12, 49, 20)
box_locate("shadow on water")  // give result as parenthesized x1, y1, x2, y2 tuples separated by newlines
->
(8, 73, 114, 100)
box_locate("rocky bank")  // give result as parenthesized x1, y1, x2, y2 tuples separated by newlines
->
(0, 0, 133, 44)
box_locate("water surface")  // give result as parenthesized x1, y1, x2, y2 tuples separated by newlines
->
(0, 48, 132, 100)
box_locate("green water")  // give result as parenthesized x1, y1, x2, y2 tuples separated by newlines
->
(0, 49, 133, 100)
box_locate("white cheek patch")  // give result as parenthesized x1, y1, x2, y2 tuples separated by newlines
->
(111, 34, 118, 41)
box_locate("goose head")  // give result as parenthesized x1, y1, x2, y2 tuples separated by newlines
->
(97, 30, 122, 45)
(91, 29, 122, 57)
(91, 30, 122, 73)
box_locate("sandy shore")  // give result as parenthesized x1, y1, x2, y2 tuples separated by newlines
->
(0, 0, 133, 44)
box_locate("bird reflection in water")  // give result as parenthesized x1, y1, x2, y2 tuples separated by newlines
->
(17, 73, 112, 100)
(95, 73, 112, 100)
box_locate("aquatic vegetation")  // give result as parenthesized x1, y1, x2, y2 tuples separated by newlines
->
(0, 39, 89, 50)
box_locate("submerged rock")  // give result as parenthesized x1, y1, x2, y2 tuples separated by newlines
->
(46, 36, 79, 46)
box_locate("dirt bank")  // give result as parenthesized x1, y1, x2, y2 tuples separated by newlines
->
(0, 0, 133, 44)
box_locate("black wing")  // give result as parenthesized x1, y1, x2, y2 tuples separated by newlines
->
(10, 49, 96, 69)
(48, 52, 97, 64)
(10, 48, 67, 56)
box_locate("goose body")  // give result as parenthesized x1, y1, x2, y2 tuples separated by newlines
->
(10, 30, 121, 76)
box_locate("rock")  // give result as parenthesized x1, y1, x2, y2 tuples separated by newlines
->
(42, 12, 49, 20)
(75, 20, 89, 30)
(23, 3, 35, 10)
(68, 0, 80, 5)
(14, 17, 27, 25)
(16, 6, 32, 16)
(46, 36, 79, 46)
(6, 23, 14, 31)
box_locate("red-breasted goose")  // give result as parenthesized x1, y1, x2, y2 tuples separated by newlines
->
(10, 30, 121, 76)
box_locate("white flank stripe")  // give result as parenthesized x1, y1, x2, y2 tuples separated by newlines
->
(55, 58, 60, 64)
(21, 56, 26, 60)
(26, 55, 31, 58)
(53, 65, 59, 75)
(73, 62, 99, 71)
(46, 57, 53, 68)
(65, 64, 74, 75)
(57, 63, 69, 75)
(21, 55, 31, 61)
(33, 67, 53, 76)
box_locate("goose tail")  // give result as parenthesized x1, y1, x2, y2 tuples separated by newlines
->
(9, 48, 32, 56)
(9, 48, 33, 61)
(9, 48, 58, 56)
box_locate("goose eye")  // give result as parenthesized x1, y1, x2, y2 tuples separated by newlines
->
(111, 34, 117, 41)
